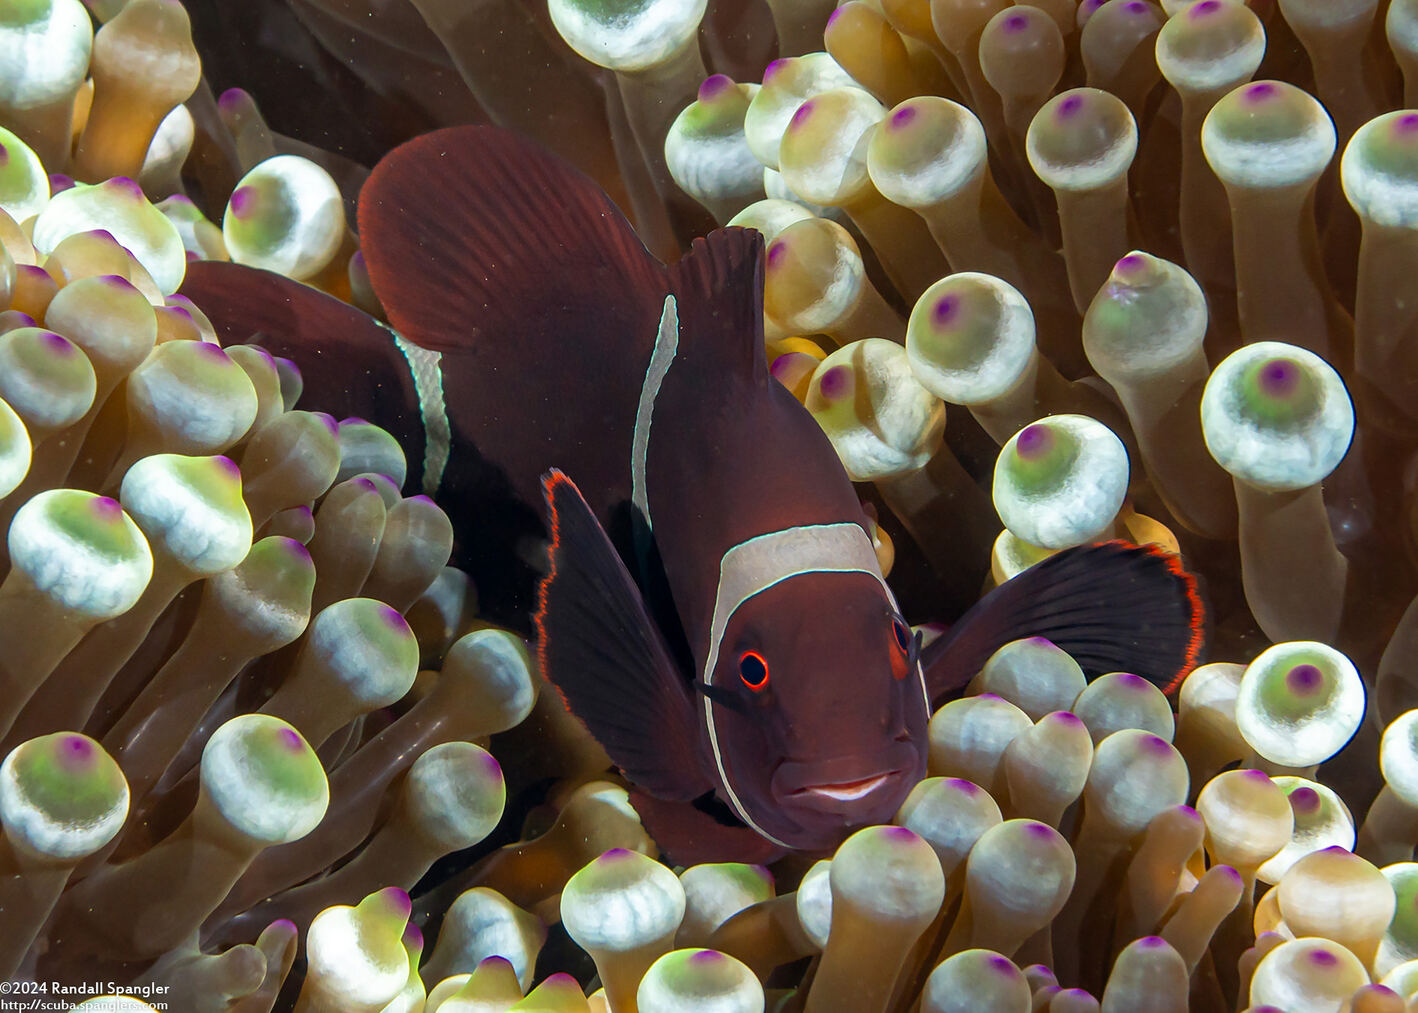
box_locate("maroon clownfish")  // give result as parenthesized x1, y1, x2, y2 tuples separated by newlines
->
(182, 126, 1203, 864)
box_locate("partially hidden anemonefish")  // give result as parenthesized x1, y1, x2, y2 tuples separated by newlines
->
(182, 125, 1204, 864)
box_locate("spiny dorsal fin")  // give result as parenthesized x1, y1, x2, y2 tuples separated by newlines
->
(666, 227, 769, 385)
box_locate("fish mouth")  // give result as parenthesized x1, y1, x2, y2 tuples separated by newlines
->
(788, 771, 896, 800)
(792, 771, 899, 802)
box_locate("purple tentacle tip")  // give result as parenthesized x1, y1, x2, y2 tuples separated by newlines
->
(890, 105, 918, 130)
(1397, 113, 1418, 137)
(1003, 12, 1030, 32)
(989, 954, 1016, 973)
(91, 497, 124, 521)
(1257, 357, 1302, 398)
(818, 364, 853, 401)
(1307, 947, 1340, 968)
(1023, 822, 1056, 840)
(770, 352, 806, 381)
(108, 177, 143, 198)
(1191, 0, 1222, 15)
(1116, 673, 1147, 689)
(385, 887, 413, 917)
(60, 734, 94, 764)
(882, 825, 917, 842)
(790, 101, 816, 130)
(40, 330, 74, 353)
(48, 174, 75, 194)
(229, 186, 256, 219)
(699, 74, 734, 103)
(764, 58, 788, 83)
(602, 847, 633, 861)
(217, 88, 250, 111)
(1285, 663, 1324, 695)
(1289, 786, 1321, 814)
(1243, 81, 1279, 104)
(932, 293, 960, 327)
(1115, 252, 1146, 277)
(949, 778, 981, 795)
(1015, 423, 1054, 459)
(690, 949, 725, 966)
(1055, 93, 1085, 120)
(1137, 936, 1167, 949)
(277, 727, 304, 750)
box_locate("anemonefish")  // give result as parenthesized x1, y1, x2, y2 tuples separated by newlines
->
(182, 126, 1204, 863)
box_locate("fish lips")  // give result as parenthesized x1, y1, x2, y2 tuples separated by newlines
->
(770, 738, 923, 828)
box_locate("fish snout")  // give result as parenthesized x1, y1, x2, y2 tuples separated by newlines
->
(772, 740, 921, 819)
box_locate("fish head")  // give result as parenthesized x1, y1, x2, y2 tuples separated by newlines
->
(698, 569, 930, 853)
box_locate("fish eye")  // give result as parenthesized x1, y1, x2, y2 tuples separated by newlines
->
(892, 618, 912, 654)
(738, 650, 770, 691)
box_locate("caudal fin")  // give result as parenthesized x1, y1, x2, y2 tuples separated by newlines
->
(922, 541, 1206, 701)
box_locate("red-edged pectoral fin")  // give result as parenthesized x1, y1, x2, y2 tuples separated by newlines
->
(922, 540, 1207, 702)
(535, 469, 713, 802)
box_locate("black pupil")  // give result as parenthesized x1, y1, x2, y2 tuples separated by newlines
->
(740, 653, 767, 686)
(893, 620, 911, 652)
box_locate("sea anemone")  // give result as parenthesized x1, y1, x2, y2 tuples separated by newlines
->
(5, 0, 1418, 1010)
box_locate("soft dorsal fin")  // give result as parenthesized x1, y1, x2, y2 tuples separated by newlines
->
(357, 125, 669, 355)
(922, 541, 1206, 700)
(535, 469, 714, 802)
(666, 227, 769, 385)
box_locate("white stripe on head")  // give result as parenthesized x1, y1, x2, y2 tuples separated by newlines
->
(701, 522, 930, 846)
(630, 296, 679, 532)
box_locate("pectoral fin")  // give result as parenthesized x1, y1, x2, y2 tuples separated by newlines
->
(922, 540, 1206, 700)
(535, 470, 712, 802)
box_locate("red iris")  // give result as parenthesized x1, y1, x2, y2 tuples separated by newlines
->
(891, 619, 912, 680)
(739, 650, 770, 691)
(892, 618, 911, 653)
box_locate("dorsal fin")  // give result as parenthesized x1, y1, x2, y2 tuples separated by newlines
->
(667, 227, 769, 384)
(357, 124, 669, 355)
